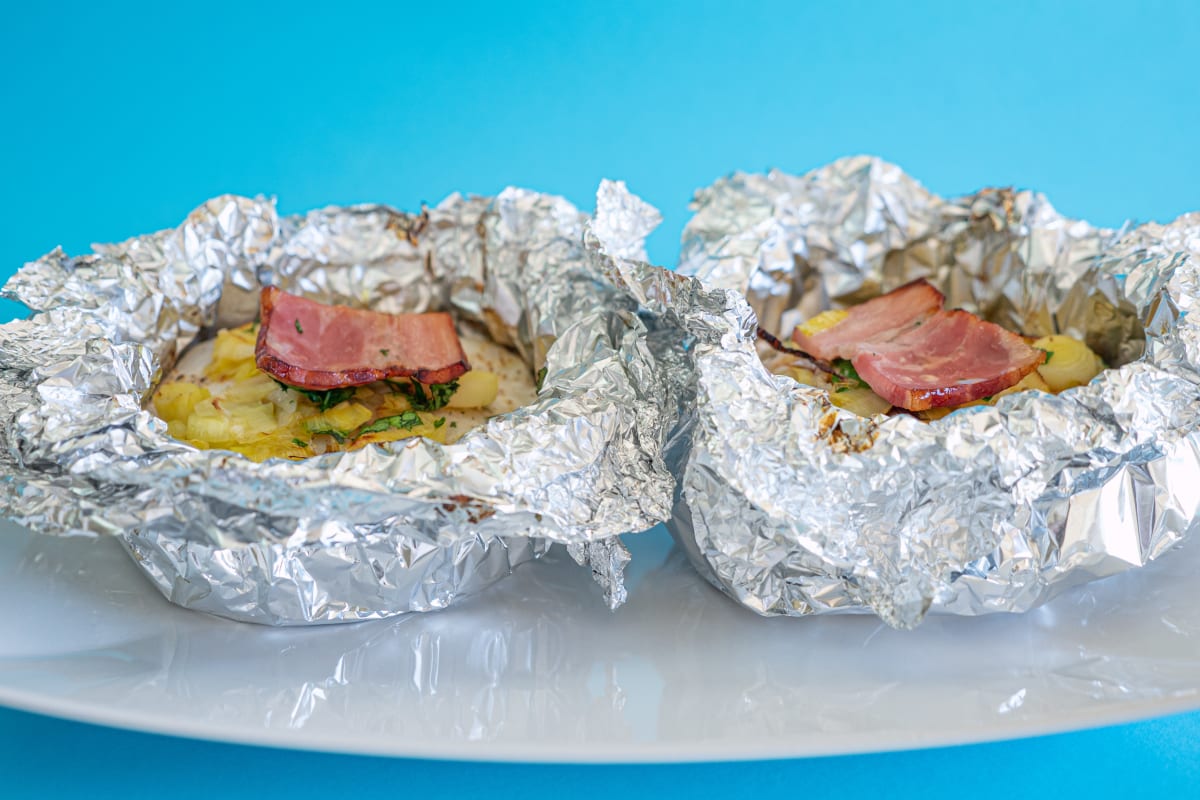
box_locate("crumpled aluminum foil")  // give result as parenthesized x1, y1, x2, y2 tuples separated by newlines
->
(670, 155, 1200, 629)
(0, 180, 677, 625)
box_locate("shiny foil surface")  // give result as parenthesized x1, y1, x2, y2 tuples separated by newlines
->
(0, 181, 676, 625)
(671, 156, 1200, 629)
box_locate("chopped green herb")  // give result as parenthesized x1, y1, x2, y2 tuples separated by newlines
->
(358, 410, 423, 435)
(535, 366, 548, 391)
(294, 319, 303, 334)
(272, 378, 353, 411)
(393, 380, 458, 411)
(1037, 348, 1055, 364)
(982, 395, 994, 402)
(278, 380, 357, 410)
(831, 358, 868, 389)
(304, 425, 347, 443)
(379, 349, 390, 357)
(834, 387, 849, 393)
(430, 381, 458, 408)
(433, 417, 446, 428)
(291, 438, 309, 448)
(296, 386, 356, 411)
(449, 421, 457, 428)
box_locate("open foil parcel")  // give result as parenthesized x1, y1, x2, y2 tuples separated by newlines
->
(0, 181, 685, 625)
(669, 155, 1200, 629)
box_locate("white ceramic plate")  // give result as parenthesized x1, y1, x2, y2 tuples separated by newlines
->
(2, 518, 1200, 762)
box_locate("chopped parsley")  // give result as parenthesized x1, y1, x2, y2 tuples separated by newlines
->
(831, 358, 867, 389)
(535, 366, 548, 391)
(305, 426, 347, 443)
(294, 319, 304, 334)
(358, 410, 423, 435)
(298, 386, 356, 411)
(433, 416, 446, 428)
(1037, 348, 1055, 364)
(291, 438, 309, 448)
(392, 379, 458, 411)
(379, 349, 390, 357)
(449, 421, 457, 428)
(273, 380, 358, 412)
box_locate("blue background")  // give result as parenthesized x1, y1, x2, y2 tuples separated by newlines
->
(3, 0, 1200, 795)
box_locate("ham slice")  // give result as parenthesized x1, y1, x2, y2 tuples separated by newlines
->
(255, 287, 469, 390)
(851, 310, 1045, 411)
(791, 279, 944, 361)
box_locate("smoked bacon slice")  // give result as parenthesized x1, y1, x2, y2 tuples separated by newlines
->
(791, 279, 944, 361)
(850, 310, 1045, 411)
(255, 287, 469, 390)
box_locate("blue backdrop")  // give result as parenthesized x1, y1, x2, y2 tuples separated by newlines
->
(3, 0, 1200, 796)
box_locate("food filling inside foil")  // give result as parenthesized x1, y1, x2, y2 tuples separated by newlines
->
(154, 289, 537, 461)
(758, 278, 1108, 420)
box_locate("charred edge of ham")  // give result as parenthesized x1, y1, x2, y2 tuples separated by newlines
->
(254, 352, 469, 389)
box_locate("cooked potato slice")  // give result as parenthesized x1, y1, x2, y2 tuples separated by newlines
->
(186, 413, 233, 443)
(446, 371, 499, 408)
(222, 374, 278, 405)
(355, 418, 448, 447)
(797, 309, 849, 337)
(190, 398, 223, 418)
(226, 433, 310, 462)
(375, 391, 413, 416)
(153, 382, 211, 421)
(306, 402, 373, 434)
(784, 366, 829, 389)
(227, 402, 277, 440)
(211, 325, 256, 363)
(830, 386, 892, 417)
(992, 369, 1051, 400)
(1033, 335, 1105, 393)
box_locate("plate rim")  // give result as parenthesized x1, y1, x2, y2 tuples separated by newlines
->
(3, 683, 1199, 763)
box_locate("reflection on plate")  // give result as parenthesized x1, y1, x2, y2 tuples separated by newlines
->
(1, 519, 1199, 762)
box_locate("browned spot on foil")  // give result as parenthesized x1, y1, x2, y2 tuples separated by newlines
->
(443, 494, 497, 524)
(815, 408, 880, 454)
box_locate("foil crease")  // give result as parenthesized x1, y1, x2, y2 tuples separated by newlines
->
(0, 181, 676, 625)
(671, 155, 1200, 629)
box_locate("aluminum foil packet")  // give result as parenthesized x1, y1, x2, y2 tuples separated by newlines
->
(0, 180, 677, 625)
(670, 155, 1200, 629)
